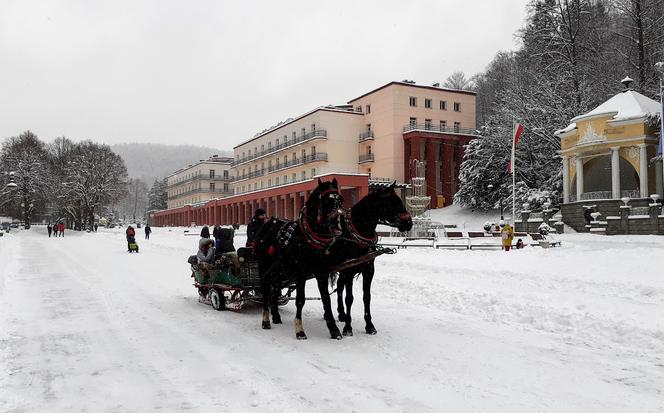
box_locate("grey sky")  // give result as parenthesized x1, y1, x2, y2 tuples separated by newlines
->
(1, 0, 529, 149)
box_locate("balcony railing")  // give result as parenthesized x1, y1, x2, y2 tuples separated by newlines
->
(358, 131, 374, 142)
(359, 153, 375, 163)
(168, 187, 233, 200)
(268, 152, 328, 173)
(233, 174, 311, 196)
(568, 189, 642, 203)
(231, 169, 267, 182)
(403, 123, 479, 136)
(169, 174, 232, 187)
(231, 129, 328, 166)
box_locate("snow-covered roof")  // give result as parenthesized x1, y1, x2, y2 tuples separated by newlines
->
(554, 122, 577, 136)
(570, 90, 661, 123)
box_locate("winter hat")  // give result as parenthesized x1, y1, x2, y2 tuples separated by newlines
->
(254, 208, 266, 217)
(199, 238, 214, 249)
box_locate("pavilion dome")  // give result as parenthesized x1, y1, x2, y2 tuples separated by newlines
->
(571, 89, 661, 123)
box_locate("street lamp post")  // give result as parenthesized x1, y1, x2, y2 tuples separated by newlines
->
(487, 184, 505, 220)
(655, 62, 664, 197)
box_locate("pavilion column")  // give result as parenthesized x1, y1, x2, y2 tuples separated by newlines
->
(286, 194, 294, 220)
(611, 147, 621, 199)
(575, 157, 584, 201)
(639, 144, 648, 198)
(425, 138, 437, 207)
(294, 193, 302, 220)
(562, 155, 570, 204)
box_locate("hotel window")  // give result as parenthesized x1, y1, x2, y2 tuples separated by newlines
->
(367, 145, 372, 155)
(283, 135, 287, 143)
(454, 122, 460, 131)
(301, 171, 306, 180)
(276, 177, 279, 185)
(268, 142, 272, 150)
(223, 170, 228, 178)
(292, 173, 296, 181)
(311, 168, 316, 177)
(301, 128, 306, 137)
(276, 158, 280, 167)
(254, 147, 257, 155)
(209, 183, 215, 191)
(292, 131, 296, 140)
(367, 168, 371, 178)
(284, 175, 288, 183)
(268, 179, 271, 186)
(425, 98, 432, 109)
(409, 97, 417, 107)
(367, 123, 372, 132)
(440, 120, 447, 130)
(311, 146, 316, 156)
(366, 104, 371, 114)
(301, 149, 306, 160)
(355, 106, 362, 112)
(440, 100, 447, 110)
(409, 117, 417, 127)
(261, 162, 265, 172)
(292, 152, 296, 161)
(261, 144, 264, 152)
(276, 138, 280, 146)
(209, 170, 215, 179)
(268, 160, 272, 169)
(242, 151, 246, 158)
(425, 119, 432, 130)
(311, 123, 316, 132)
(454, 102, 461, 112)
(223, 183, 229, 191)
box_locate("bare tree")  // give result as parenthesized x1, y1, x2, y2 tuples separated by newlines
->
(442, 71, 474, 90)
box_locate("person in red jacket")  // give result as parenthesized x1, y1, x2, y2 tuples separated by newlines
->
(59, 222, 65, 237)
(126, 225, 136, 251)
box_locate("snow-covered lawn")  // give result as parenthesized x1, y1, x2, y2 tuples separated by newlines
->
(1, 227, 663, 412)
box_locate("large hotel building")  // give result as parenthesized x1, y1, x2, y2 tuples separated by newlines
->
(153, 81, 478, 227)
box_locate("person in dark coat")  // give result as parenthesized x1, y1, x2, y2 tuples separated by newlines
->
(145, 224, 152, 240)
(126, 225, 136, 251)
(246, 208, 267, 248)
(200, 226, 210, 239)
(94, 223, 98, 232)
(47, 223, 52, 237)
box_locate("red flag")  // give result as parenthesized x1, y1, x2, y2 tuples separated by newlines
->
(513, 123, 524, 146)
(508, 123, 524, 173)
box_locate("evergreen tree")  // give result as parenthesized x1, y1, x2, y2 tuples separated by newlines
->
(147, 178, 168, 211)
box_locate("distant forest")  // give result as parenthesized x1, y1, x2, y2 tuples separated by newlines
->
(110, 143, 231, 183)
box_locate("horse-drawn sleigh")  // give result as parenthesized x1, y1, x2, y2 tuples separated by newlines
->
(188, 178, 413, 340)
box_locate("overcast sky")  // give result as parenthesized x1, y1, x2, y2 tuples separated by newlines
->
(1, 0, 529, 149)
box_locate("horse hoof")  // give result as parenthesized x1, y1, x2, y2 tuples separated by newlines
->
(296, 332, 307, 340)
(330, 329, 343, 340)
(262, 321, 271, 330)
(272, 316, 282, 324)
(342, 326, 353, 336)
(365, 326, 377, 335)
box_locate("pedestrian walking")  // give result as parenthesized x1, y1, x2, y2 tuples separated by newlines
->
(53, 223, 59, 238)
(47, 223, 52, 237)
(144, 224, 151, 240)
(59, 222, 65, 237)
(94, 223, 98, 232)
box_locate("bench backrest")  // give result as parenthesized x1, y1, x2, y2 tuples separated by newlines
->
(467, 231, 486, 238)
(446, 231, 464, 238)
(529, 233, 543, 240)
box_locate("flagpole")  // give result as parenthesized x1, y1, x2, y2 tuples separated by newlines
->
(512, 118, 516, 226)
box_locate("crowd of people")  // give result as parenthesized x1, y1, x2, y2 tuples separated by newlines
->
(46, 222, 66, 237)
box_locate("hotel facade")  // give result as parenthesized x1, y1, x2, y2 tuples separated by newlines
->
(166, 155, 233, 209)
(153, 81, 478, 227)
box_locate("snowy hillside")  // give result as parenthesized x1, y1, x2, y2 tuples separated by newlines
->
(1, 228, 663, 412)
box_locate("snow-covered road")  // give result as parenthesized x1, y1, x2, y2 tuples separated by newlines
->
(1, 228, 663, 412)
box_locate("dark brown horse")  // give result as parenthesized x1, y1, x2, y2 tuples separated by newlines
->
(334, 183, 412, 336)
(254, 178, 347, 339)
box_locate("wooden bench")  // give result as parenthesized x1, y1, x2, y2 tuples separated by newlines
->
(467, 231, 488, 238)
(529, 233, 561, 247)
(436, 231, 469, 249)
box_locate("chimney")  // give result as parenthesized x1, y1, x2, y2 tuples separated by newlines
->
(621, 76, 633, 91)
